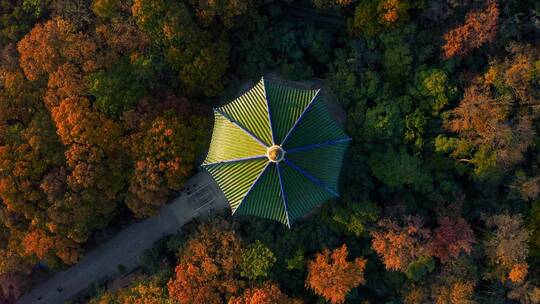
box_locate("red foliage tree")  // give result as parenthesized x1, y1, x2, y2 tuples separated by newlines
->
(442, 0, 499, 58)
(371, 217, 431, 272)
(429, 217, 475, 263)
(305, 244, 367, 304)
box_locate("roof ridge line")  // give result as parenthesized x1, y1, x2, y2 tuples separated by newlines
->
(286, 138, 352, 154)
(232, 161, 271, 215)
(261, 77, 276, 145)
(276, 163, 292, 228)
(214, 109, 269, 148)
(283, 158, 339, 197)
(280, 89, 321, 145)
(202, 154, 267, 167)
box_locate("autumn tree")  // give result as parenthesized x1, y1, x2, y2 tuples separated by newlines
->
(115, 279, 170, 304)
(431, 280, 476, 304)
(0, 67, 79, 265)
(94, 20, 149, 64)
(484, 213, 530, 282)
(348, 0, 419, 37)
(123, 97, 207, 217)
(167, 219, 245, 304)
(429, 257, 479, 304)
(378, 0, 411, 26)
(88, 275, 171, 304)
(442, 0, 499, 58)
(17, 18, 99, 81)
(484, 43, 540, 110)
(187, 0, 254, 28)
(92, 0, 121, 19)
(17, 18, 132, 245)
(305, 244, 367, 304)
(429, 217, 475, 263)
(371, 216, 431, 272)
(438, 43, 539, 182)
(24, 18, 145, 244)
(348, 0, 379, 37)
(508, 263, 528, 284)
(21, 229, 55, 260)
(438, 73, 536, 181)
(49, 0, 94, 29)
(228, 283, 301, 304)
(510, 174, 540, 201)
(0, 69, 64, 217)
(403, 285, 429, 304)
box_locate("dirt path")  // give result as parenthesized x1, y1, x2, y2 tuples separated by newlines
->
(16, 170, 228, 304)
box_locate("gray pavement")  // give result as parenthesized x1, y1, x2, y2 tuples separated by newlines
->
(16, 170, 228, 304)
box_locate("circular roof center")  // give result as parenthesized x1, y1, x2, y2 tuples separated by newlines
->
(267, 145, 285, 162)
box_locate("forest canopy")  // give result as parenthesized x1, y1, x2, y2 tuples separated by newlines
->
(1, 0, 540, 303)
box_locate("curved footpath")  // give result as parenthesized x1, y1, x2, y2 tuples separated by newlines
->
(17, 170, 228, 304)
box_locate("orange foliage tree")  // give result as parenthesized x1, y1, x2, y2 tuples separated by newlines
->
(429, 217, 475, 263)
(0, 67, 78, 264)
(441, 78, 535, 179)
(167, 219, 244, 304)
(508, 263, 528, 284)
(17, 18, 99, 81)
(16, 18, 133, 246)
(46, 94, 127, 243)
(371, 217, 431, 271)
(378, 0, 411, 25)
(305, 244, 367, 304)
(87, 276, 169, 304)
(228, 283, 301, 304)
(22, 229, 54, 259)
(123, 97, 208, 217)
(442, 0, 499, 58)
(431, 280, 476, 304)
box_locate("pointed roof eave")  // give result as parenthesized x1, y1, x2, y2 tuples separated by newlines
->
(281, 88, 321, 145)
(214, 109, 268, 148)
(202, 154, 267, 167)
(261, 77, 276, 145)
(284, 158, 339, 198)
(276, 163, 292, 228)
(231, 161, 271, 215)
(286, 137, 352, 154)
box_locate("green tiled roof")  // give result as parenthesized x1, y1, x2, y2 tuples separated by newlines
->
(202, 77, 351, 227)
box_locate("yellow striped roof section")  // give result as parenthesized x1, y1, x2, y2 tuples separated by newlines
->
(202, 77, 351, 227)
